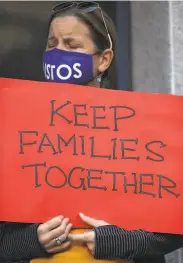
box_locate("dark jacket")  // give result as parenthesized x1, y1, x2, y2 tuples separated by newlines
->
(94, 226, 183, 263)
(0, 222, 47, 262)
(0, 223, 183, 263)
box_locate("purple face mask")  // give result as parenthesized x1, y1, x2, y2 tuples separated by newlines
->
(43, 48, 94, 85)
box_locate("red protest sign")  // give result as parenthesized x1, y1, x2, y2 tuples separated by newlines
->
(0, 77, 183, 234)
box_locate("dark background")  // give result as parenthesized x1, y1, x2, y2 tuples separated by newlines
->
(0, 1, 131, 89)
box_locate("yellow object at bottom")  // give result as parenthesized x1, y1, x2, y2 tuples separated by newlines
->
(31, 229, 134, 263)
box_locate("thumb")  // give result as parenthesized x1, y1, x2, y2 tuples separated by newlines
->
(68, 231, 93, 243)
(79, 213, 108, 227)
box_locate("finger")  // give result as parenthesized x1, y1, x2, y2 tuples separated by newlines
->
(45, 223, 72, 249)
(47, 241, 71, 254)
(68, 231, 93, 243)
(44, 233, 68, 249)
(65, 223, 73, 236)
(37, 216, 64, 242)
(45, 216, 64, 231)
(46, 218, 70, 241)
(79, 213, 108, 227)
(68, 233, 85, 242)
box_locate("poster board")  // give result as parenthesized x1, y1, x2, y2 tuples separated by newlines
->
(0, 77, 183, 234)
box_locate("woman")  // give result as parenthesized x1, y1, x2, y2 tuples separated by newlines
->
(42, 3, 183, 263)
(0, 2, 182, 263)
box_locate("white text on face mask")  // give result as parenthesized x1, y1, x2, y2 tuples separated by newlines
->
(43, 63, 82, 81)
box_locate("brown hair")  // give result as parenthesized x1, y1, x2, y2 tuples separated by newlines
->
(48, 4, 117, 90)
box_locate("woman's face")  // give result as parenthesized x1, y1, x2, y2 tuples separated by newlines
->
(47, 16, 96, 54)
(46, 15, 113, 85)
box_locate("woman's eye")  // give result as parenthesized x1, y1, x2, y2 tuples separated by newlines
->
(47, 42, 56, 48)
(66, 42, 81, 49)
(47, 43, 55, 48)
(47, 37, 58, 48)
(69, 45, 79, 50)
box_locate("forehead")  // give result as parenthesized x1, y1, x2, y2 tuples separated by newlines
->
(49, 16, 91, 38)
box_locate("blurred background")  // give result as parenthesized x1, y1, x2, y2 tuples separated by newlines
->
(0, 1, 131, 91)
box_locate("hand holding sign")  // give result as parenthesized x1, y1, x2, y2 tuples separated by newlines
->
(37, 216, 72, 254)
(68, 213, 109, 255)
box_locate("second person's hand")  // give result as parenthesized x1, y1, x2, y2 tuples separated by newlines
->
(68, 213, 109, 255)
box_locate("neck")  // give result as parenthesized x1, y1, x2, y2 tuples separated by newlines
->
(87, 80, 101, 88)
(87, 72, 102, 88)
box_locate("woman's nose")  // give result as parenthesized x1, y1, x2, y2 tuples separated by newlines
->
(56, 40, 67, 51)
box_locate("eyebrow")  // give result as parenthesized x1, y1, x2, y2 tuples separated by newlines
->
(63, 36, 81, 41)
(48, 35, 55, 40)
(48, 35, 81, 41)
